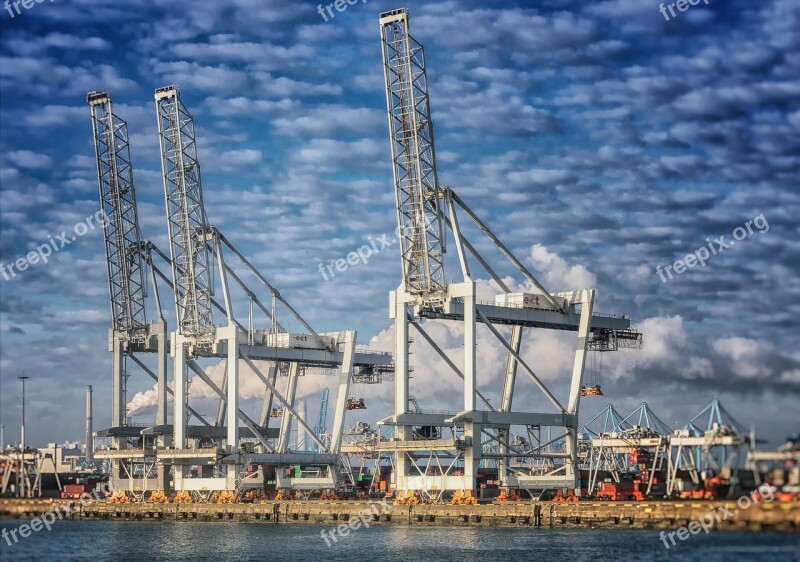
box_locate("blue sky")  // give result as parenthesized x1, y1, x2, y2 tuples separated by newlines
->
(0, 0, 798, 449)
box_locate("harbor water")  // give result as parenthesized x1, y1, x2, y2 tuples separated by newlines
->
(1, 520, 797, 561)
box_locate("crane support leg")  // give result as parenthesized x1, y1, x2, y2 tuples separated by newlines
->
(156, 320, 169, 440)
(258, 364, 278, 427)
(110, 330, 126, 491)
(216, 325, 239, 450)
(155, 319, 170, 490)
(391, 289, 413, 489)
(278, 362, 300, 453)
(111, 331, 126, 434)
(330, 330, 357, 455)
(448, 281, 477, 412)
(499, 325, 523, 487)
(173, 334, 188, 449)
(567, 289, 595, 414)
(564, 289, 595, 483)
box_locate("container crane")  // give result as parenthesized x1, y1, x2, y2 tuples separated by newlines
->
(667, 399, 751, 497)
(87, 87, 394, 496)
(88, 92, 174, 491)
(377, 8, 641, 498)
(155, 85, 240, 458)
(152, 86, 393, 493)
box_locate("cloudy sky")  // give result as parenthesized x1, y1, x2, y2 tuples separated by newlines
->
(0, 0, 798, 450)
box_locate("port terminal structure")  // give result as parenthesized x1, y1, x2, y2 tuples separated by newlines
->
(4, 10, 790, 506)
(581, 403, 672, 499)
(373, 8, 642, 501)
(86, 90, 393, 497)
(80, 9, 767, 504)
(666, 399, 753, 496)
(574, 400, 756, 500)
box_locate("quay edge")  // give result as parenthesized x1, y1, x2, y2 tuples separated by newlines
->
(0, 499, 797, 532)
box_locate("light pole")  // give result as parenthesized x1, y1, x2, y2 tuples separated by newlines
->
(18, 375, 29, 498)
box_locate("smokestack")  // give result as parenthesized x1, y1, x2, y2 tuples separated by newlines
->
(85, 385, 93, 464)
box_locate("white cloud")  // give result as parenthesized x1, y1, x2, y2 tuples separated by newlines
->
(4, 150, 53, 169)
(528, 244, 597, 290)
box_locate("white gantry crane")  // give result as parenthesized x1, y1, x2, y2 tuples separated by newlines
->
(377, 8, 641, 499)
(89, 89, 393, 496)
(154, 85, 236, 456)
(153, 86, 392, 494)
(88, 91, 174, 492)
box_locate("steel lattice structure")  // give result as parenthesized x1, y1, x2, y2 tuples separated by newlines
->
(88, 91, 147, 336)
(377, 8, 642, 499)
(155, 86, 215, 340)
(88, 92, 171, 493)
(86, 83, 395, 496)
(381, 9, 446, 301)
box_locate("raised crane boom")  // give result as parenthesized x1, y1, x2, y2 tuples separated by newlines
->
(88, 91, 147, 336)
(155, 86, 215, 340)
(380, 8, 447, 301)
